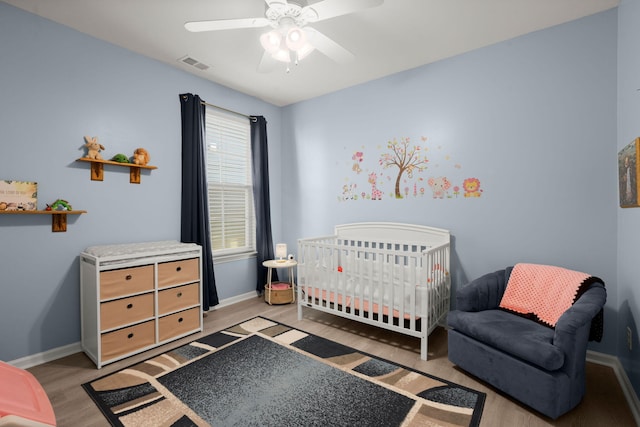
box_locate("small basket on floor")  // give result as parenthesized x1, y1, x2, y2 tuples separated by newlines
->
(265, 282, 294, 305)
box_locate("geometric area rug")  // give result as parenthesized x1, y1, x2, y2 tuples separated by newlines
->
(83, 317, 485, 427)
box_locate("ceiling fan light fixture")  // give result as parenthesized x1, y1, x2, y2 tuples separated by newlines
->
(296, 42, 315, 61)
(272, 48, 291, 63)
(285, 26, 307, 51)
(260, 30, 282, 54)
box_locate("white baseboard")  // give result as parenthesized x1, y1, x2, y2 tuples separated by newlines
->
(8, 291, 259, 369)
(587, 350, 640, 425)
(207, 291, 258, 310)
(10, 342, 82, 370)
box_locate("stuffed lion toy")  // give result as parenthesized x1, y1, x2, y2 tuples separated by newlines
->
(132, 148, 150, 166)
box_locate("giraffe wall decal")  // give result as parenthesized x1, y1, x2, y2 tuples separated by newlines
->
(368, 172, 383, 200)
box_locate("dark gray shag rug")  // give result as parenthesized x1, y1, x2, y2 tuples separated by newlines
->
(83, 317, 485, 426)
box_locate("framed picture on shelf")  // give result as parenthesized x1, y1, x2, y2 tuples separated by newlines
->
(619, 138, 640, 208)
(0, 180, 38, 211)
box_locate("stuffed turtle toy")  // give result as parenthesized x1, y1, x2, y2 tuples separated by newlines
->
(111, 153, 130, 163)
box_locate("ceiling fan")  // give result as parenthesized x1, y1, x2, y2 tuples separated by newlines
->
(184, 0, 384, 72)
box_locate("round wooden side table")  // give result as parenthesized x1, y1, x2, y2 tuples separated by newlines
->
(262, 259, 297, 305)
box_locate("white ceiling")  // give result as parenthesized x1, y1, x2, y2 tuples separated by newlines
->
(3, 0, 619, 106)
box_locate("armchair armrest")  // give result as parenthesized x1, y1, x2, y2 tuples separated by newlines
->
(553, 283, 606, 377)
(456, 267, 513, 311)
(554, 283, 606, 342)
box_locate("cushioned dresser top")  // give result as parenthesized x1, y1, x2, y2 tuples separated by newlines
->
(83, 240, 200, 265)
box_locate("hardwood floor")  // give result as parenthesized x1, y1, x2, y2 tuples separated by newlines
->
(28, 297, 637, 427)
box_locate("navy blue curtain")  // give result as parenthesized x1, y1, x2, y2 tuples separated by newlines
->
(179, 93, 219, 309)
(251, 116, 278, 293)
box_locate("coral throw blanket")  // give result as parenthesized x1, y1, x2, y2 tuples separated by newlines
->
(499, 263, 594, 328)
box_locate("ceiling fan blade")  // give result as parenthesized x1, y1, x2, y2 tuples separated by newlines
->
(184, 17, 270, 32)
(305, 0, 384, 22)
(305, 27, 354, 63)
(257, 50, 279, 73)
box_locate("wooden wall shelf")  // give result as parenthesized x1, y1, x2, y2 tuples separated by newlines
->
(0, 210, 86, 232)
(76, 158, 157, 184)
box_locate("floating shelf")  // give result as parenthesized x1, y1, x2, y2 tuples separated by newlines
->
(0, 210, 87, 232)
(76, 158, 157, 184)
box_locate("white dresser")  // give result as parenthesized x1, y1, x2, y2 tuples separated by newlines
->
(80, 241, 203, 368)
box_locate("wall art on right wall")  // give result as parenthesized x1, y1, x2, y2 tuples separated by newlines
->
(619, 137, 640, 208)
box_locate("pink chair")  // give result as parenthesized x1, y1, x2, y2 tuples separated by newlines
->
(0, 361, 56, 427)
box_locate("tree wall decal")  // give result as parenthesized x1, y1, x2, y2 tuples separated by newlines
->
(379, 137, 429, 198)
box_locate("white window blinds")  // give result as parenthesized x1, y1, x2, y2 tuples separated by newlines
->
(205, 108, 255, 258)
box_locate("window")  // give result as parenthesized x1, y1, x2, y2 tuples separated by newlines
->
(205, 108, 255, 260)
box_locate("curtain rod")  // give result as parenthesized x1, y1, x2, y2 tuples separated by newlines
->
(201, 101, 256, 122)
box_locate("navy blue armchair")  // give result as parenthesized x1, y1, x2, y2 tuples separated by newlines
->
(447, 267, 606, 419)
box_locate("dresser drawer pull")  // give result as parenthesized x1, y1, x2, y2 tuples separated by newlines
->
(127, 333, 134, 339)
(127, 303, 133, 309)
(126, 275, 132, 280)
(176, 266, 182, 272)
(178, 317, 183, 323)
(177, 292, 183, 298)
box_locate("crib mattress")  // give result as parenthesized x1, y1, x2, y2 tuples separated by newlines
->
(301, 280, 447, 320)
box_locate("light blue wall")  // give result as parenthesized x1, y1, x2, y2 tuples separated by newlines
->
(2, 1, 634, 395)
(0, 3, 282, 361)
(282, 9, 618, 356)
(617, 0, 640, 397)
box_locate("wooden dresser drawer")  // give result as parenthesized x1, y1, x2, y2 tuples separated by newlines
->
(158, 283, 200, 315)
(101, 320, 155, 361)
(157, 258, 199, 289)
(100, 293, 154, 331)
(158, 307, 200, 342)
(100, 265, 154, 300)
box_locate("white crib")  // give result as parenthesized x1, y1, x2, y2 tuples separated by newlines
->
(297, 222, 451, 360)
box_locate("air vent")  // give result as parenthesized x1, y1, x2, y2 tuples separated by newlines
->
(178, 55, 210, 71)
